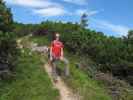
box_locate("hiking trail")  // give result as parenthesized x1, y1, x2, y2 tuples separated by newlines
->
(17, 38, 80, 100)
(44, 63, 80, 100)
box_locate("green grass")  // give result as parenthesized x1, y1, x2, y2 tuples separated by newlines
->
(0, 49, 59, 100)
(60, 54, 112, 100)
(64, 54, 133, 100)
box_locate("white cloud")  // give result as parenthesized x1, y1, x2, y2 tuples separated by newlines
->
(4, 0, 90, 17)
(75, 9, 103, 17)
(63, 0, 87, 5)
(91, 19, 130, 36)
(33, 7, 66, 16)
(4, 0, 51, 8)
(4, 0, 67, 16)
(76, 9, 87, 15)
(87, 10, 102, 16)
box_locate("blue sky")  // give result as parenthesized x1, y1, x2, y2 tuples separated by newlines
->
(4, 0, 133, 37)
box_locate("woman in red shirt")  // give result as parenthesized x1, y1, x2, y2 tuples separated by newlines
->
(50, 33, 69, 82)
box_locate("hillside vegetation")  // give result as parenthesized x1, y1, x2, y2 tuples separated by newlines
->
(0, 48, 59, 100)
(30, 36, 133, 100)
(18, 21, 133, 85)
(0, 0, 133, 100)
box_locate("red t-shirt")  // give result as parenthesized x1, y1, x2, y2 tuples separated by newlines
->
(51, 40, 64, 58)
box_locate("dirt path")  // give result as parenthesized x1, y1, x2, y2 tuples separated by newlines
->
(44, 63, 80, 100)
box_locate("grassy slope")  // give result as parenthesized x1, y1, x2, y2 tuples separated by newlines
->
(30, 36, 112, 100)
(63, 54, 112, 100)
(0, 49, 59, 100)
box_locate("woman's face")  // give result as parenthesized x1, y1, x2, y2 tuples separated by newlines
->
(56, 36, 60, 40)
(55, 33, 60, 40)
